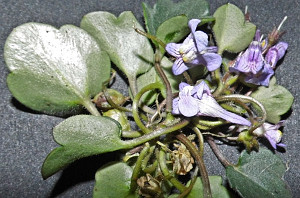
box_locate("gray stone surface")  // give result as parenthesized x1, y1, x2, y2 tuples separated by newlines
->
(0, 0, 299, 197)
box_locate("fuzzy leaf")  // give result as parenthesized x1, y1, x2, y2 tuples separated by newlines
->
(4, 23, 111, 116)
(80, 11, 153, 82)
(226, 148, 292, 198)
(93, 162, 136, 198)
(41, 115, 126, 179)
(251, 77, 294, 123)
(143, 0, 209, 36)
(212, 3, 256, 54)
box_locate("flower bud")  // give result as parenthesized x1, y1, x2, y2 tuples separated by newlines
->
(103, 109, 131, 131)
(93, 89, 127, 109)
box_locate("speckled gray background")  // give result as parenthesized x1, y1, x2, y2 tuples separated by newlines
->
(0, 0, 299, 197)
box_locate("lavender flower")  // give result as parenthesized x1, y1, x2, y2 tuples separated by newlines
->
(165, 19, 222, 75)
(172, 81, 251, 126)
(262, 121, 286, 149)
(230, 30, 288, 86)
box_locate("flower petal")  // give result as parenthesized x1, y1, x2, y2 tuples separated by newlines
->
(188, 19, 201, 34)
(178, 95, 199, 117)
(201, 52, 222, 71)
(179, 82, 190, 92)
(172, 58, 189, 75)
(244, 64, 274, 86)
(194, 31, 208, 52)
(166, 43, 182, 58)
(193, 81, 211, 99)
(197, 95, 251, 126)
(265, 42, 288, 68)
(172, 97, 180, 115)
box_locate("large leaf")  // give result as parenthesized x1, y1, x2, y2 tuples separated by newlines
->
(4, 23, 110, 116)
(226, 148, 292, 198)
(80, 11, 154, 82)
(93, 162, 136, 198)
(212, 3, 256, 54)
(143, 0, 209, 36)
(251, 77, 294, 123)
(41, 115, 126, 179)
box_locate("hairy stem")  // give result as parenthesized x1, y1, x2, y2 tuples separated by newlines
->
(176, 133, 212, 198)
(82, 98, 101, 116)
(206, 136, 232, 167)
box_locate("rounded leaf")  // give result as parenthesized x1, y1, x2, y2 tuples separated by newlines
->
(4, 23, 110, 116)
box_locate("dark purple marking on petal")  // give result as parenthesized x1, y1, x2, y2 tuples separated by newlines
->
(172, 58, 189, 75)
(166, 43, 182, 58)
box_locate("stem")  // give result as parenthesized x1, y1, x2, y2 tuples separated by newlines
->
(130, 143, 150, 192)
(176, 133, 212, 198)
(192, 127, 204, 157)
(154, 50, 173, 113)
(183, 71, 193, 85)
(82, 99, 101, 116)
(158, 149, 187, 193)
(212, 68, 224, 97)
(122, 130, 143, 138)
(216, 94, 267, 132)
(128, 77, 138, 97)
(132, 82, 163, 133)
(134, 28, 166, 48)
(206, 136, 232, 167)
(123, 119, 190, 149)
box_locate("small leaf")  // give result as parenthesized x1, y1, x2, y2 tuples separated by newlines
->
(41, 115, 126, 179)
(226, 148, 292, 198)
(93, 162, 136, 198)
(169, 176, 232, 198)
(251, 77, 294, 123)
(212, 3, 256, 54)
(4, 23, 110, 116)
(80, 11, 154, 81)
(143, 0, 209, 36)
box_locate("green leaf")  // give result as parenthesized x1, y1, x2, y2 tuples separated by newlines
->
(156, 15, 189, 52)
(143, 0, 209, 36)
(226, 148, 292, 198)
(4, 23, 110, 115)
(93, 162, 136, 198)
(41, 115, 127, 179)
(186, 176, 232, 198)
(168, 176, 232, 198)
(251, 77, 294, 123)
(212, 3, 256, 54)
(5, 23, 110, 116)
(80, 11, 154, 82)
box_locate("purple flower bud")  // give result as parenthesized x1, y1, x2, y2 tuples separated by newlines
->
(265, 42, 288, 68)
(165, 19, 222, 75)
(263, 121, 286, 149)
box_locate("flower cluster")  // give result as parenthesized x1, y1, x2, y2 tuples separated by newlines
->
(165, 19, 222, 75)
(172, 81, 251, 126)
(229, 30, 288, 86)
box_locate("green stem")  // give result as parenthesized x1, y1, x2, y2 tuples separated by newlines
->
(212, 68, 224, 97)
(134, 28, 166, 48)
(82, 98, 101, 116)
(154, 50, 173, 113)
(216, 94, 266, 132)
(123, 119, 190, 149)
(132, 82, 163, 133)
(130, 143, 150, 192)
(122, 130, 143, 138)
(176, 133, 212, 198)
(183, 71, 193, 85)
(158, 149, 187, 193)
(192, 127, 204, 157)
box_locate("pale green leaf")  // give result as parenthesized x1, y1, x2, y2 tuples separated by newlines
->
(93, 162, 135, 198)
(251, 77, 294, 123)
(4, 23, 110, 116)
(80, 11, 154, 81)
(212, 3, 256, 54)
(41, 115, 126, 179)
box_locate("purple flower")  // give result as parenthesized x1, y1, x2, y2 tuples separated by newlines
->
(263, 121, 286, 149)
(230, 30, 288, 86)
(172, 81, 251, 126)
(165, 19, 222, 75)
